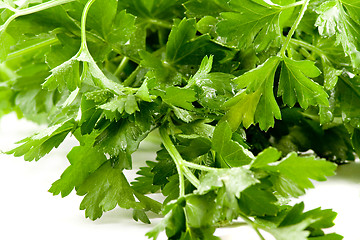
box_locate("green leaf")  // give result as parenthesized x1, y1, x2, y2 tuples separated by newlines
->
(165, 18, 199, 64)
(176, 135, 212, 160)
(215, 0, 282, 51)
(14, 88, 55, 124)
(184, 0, 231, 17)
(224, 57, 281, 130)
(184, 193, 217, 228)
(263, 153, 337, 197)
(153, 159, 177, 186)
(165, 17, 224, 66)
(250, 147, 282, 169)
(197, 167, 259, 198)
(279, 57, 328, 109)
(43, 57, 80, 92)
(172, 106, 194, 123)
(140, 50, 183, 87)
(107, 10, 136, 48)
(238, 183, 279, 216)
(337, 76, 360, 128)
(212, 121, 253, 167)
(134, 191, 162, 214)
(340, 0, 360, 24)
(132, 161, 161, 194)
(315, 0, 360, 69)
(258, 203, 342, 240)
(135, 79, 152, 102)
(118, 0, 185, 21)
(80, 95, 104, 135)
(86, 0, 118, 40)
(133, 209, 151, 224)
(162, 86, 197, 110)
(162, 174, 181, 204)
(146, 200, 186, 240)
(45, 34, 80, 69)
(315, 1, 338, 38)
(6, 120, 75, 161)
(322, 60, 342, 91)
(188, 56, 234, 111)
(125, 95, 140, 114)
(94, 104, 156, 169)
(49, 145, 107, 197)
(77, 161, 143, 220)
(309, 233, 343, 240)
(0, 30, 15, 62)
(269, 219, 314, 240)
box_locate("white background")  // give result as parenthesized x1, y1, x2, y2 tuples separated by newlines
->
(1, 113, 360, 240)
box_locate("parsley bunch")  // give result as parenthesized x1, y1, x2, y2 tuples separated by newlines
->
(1, 0, 359, 239)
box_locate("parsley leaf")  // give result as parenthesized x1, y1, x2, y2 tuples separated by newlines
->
(279, 57, 328, 109)
(7, 119, 75, 161)
(216, 0, 283, 51)
(77, 161, 143, 220)
(224, 57, 281, 130)
(49, 145, 107, 197)
(212, 121, 253, 167)
(315, 0, 360, 69)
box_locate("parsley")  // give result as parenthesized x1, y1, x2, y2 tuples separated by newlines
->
(4, 0, 360, 239)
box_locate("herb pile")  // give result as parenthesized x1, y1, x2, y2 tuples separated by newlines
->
(1, 0, 359, 239)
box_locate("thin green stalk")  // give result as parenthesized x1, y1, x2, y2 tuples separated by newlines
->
(238, 213, 266, 240)
(290, 38, 350, 66)
(146, 19, 172, 29)
(279, 0, 310, 57)
(80, 0, 97, 50)
(114, 57, 130, 76)
(181, 160, 216, 172)
(289, 38, 326, 56)
(75, 0, 135, 95)
(159, 127, 200, 196)
(1, 0, 76, 31)
(160, 127, 186, 196)
(7, 37, 59, 60)
(281, 0, 306, 10)
(123, 66, 140, 86)
(300, 111, 343, 128)
(182, 166, 200, 188)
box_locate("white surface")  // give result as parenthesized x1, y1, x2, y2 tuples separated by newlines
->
(0, 113, 359, 240)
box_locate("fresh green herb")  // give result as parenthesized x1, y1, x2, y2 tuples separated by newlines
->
(2, 0, 360, 239)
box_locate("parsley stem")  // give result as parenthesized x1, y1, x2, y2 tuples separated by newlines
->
(146, 19, 173, 29)
(238, 213, 266, 240)
(114, 57, 130, 77)
(160, 127, 185, 196)
(281, 0, 306, 10)
(123, 66, 141, 86)
(289, 38, 326, 56)
(0, 0, 76, 31)
(6, 37, 59, 60)
(159, 127, 200, 196)
(80, 0, 97, 50)
(279, 0, 310, 57)
(181, 161, 216, 172)
(289, 38, 350, 66)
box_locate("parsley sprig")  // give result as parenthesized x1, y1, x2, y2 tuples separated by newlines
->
(1, 0, 359, 239)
